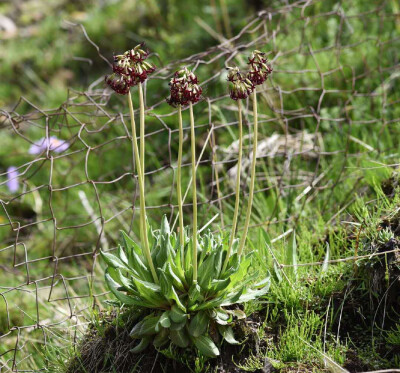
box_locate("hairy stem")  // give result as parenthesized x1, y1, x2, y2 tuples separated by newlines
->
(177, 105, 185, 258)
(128, 90, 158, 283)
(223, 100, 243, 272)
(189, 102, 198, 282)
(238, 89, 258, 257)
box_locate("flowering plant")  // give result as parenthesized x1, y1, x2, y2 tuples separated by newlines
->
(101, 48, 272, 359)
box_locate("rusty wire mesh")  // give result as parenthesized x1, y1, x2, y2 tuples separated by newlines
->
(0, 0, 399, 371)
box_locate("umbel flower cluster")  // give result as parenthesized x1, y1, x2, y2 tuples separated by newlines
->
(247, 50, 273, 86)
(228, 50, 272, 100)
(227, 67, 254, 101)
(166, 67, 203, 107)
(105, 43, 156, 95)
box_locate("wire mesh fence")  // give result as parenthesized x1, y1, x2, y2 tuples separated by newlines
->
(0, 0, 399, 371)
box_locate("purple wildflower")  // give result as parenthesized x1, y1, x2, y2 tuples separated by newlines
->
(6, 166, 19, 193)
(28, 136, 69, 155)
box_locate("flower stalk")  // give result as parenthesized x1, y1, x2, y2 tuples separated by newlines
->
(189, 102, 198, 282)
(166, 67, 202, 283)
(238, 51, 272, 256)
(238, 88, 258, 257)
(177, 105, 185, 256)
(138, 82, 146, 176)
(223, 99, 243, 272)
(128, 91, 158, 284)
(224, 66, 254, 264)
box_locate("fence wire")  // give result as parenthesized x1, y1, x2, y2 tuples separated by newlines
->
(0, 0, 399, 371)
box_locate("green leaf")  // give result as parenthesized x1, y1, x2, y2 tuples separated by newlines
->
(169, 285, 186, 312)
(130, 336, 151, 353)
(262, 229, 272, 248)
(159, 270, 171, 296)
(159, 311, 171, 328)
(171, 243, 186, 283)
(159, 271, 186, 312)
(109, 268, 133, 292)
(237, 284, 270, 303)
(101, 250, 130, 271)
(211, 309, 231, 325)
(153, 328, 169, 348)
(188, 311, 209, 337)
(166, 263, 185, 292)
(184, 238, 193, 273)
(210, 278, 231, 293)
(198, 252, 216, 290)
(188, 283, 203, 308)
(170, 329, 189, 348)
(225, 255, 252, 290)
(286, 231, 298, 280)
(129, 250, 153, 282)
(129, 277, 166, 308)
(219, 288, 245, 307)
(120, 230, 141, 255)
(156, 234, 174, 270)
(273, 261, 282, 283)
(160, 215, 171, 236)
(253, 276, 270, 288)
(218, 325, 239, 344)
(131, 276, 161, 294)
(193, 335, 220, 357)
(117, 245, 129, 265)
(214, 247, 224, 277)
(227, 309, 246, 320)
(321, 242, 330, 274)
(130, 315, 160, 338)
(169, 319, 187, 331)
(170, 304, 187, 323)
(105, 270, 148, 307)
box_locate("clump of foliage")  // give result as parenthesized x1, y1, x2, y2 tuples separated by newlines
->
(101, 216, 270, 356)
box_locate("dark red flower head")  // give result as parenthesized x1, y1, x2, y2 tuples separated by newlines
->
(166, 67, 202, 107)
(247, 50, 272, 86)
(105, 43, 156, 95)
(105, 73, 131, 95)
(227, 67, 254, 100)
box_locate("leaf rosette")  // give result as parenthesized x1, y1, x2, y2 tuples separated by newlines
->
(101, 216, 269, 357)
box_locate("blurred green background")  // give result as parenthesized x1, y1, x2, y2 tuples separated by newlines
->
(0, 0, 264, 108)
